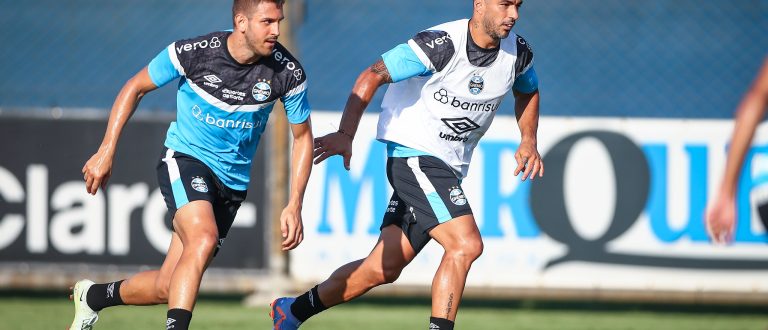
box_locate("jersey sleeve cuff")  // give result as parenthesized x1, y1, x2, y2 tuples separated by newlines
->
(282, 83, 311, 124)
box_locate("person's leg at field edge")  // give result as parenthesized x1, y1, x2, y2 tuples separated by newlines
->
(317, 224, 417, 304)
(69, 200, 218, 330)
(270, 225, 417, 329)
(426, 214, 483, 330)
(273, 215, 482, 330)
(163, 200, 220, 329)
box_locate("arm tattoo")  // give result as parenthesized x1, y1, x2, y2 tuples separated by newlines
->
(445, 292, 454, 318)
(370, 59, 393, 83)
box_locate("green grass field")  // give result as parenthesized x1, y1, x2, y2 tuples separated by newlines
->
(2, 294, 766, 330)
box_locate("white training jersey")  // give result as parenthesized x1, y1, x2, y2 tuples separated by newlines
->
(377, 19, 535, 178)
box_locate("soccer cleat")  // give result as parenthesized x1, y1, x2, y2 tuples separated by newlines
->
(69, 279, 99, 330)
(270, 297, 302, 330)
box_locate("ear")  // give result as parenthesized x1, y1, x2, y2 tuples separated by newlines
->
(474, 0, 484, 13)
(234, 13, 248, 33)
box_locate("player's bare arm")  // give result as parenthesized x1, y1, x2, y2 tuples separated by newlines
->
(82, 67, 158, 195)
(706, 57, 768, 244)
(281, 118, 314, 250)
(513, 89, 543, 181)
(313, 59, 393, 170)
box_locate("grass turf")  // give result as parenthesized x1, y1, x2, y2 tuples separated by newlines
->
(1, 293, 766, 330)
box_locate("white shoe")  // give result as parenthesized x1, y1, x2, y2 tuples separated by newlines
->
(69, 279, 99, 330)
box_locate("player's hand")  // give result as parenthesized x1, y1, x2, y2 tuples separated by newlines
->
(82, 148, 115, 195)
(280, 204, 304, 251)
(313, 131, 353, 170)
(705, 194, 736, 245)
(514, 140, 543, 181)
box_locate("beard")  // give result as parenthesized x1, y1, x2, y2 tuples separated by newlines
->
(483, 17, 512, 41)
(245, 33, 275, 57)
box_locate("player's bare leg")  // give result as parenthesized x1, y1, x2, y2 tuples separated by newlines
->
(118, 232, 184, 305)
(164, 200, 219, 328)
(271, 225, 416, 329)
(167, 200, 219, 310)
(68, 224, 184, 329)
(428, 214, 483, 327)
(317, 224, 417, 305)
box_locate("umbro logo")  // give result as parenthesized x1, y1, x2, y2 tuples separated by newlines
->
(106, 282, 115, 298)
(203, 75, 222, 88)
(441, 117, 480, 135)
(167, 318, 176, 329)
(204, 75, 222, 84)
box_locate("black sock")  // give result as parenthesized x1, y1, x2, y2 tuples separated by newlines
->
(166, 308, 192, 330)
(429, 317, 454, 330)
(85, 280, 125, 311)
(290, 285, 327, 322)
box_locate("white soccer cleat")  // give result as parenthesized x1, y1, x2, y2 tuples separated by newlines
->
(69, 279, 99, 330)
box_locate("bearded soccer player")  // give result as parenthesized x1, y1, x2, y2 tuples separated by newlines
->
(70, 1, 313, 329)
(271, 0, 542, 329)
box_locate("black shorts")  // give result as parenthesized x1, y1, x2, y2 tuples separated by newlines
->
(381, 156, 473, 253)
(156, 147, 247, 252)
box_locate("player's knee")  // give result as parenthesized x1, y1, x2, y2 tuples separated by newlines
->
(467, 238, 484, 261)
(380, 265, 403, 284)
(367, 262, 403, 285)
(448, 238, 483, 264)
(195, 232, 219, 255)
(183, 232, 218, 263)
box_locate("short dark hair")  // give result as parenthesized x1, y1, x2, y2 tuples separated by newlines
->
(232, 0, 285, 25)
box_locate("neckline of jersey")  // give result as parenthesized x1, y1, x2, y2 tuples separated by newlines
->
(464, 24, 501, 69)
(466, 25, 500, 54)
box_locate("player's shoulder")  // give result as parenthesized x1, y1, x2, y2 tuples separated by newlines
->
(410, 19, 467, 62)
(265, 42, 307, 86)
(503, 33, 534, 56)
(506, 33, 535, 76)
(412, 19, 466, 45)
(270, 42, 304, 67)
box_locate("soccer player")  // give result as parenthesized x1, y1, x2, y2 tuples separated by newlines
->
(70, 1, 313, 329)
(706, 56, 768, 244)
(271, 0, 542, 329)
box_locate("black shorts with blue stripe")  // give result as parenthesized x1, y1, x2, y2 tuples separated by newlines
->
(381, 155, 474, 253)
(156, 147, 247, 253)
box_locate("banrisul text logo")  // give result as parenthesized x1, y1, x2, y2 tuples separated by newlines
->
(433, 89, 499, 112)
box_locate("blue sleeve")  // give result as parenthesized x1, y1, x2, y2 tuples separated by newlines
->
(512, 66, 539, 94)
(147, 46, 181, 88)
(282, 85, 311, 124)
(381, 44, 430, 83)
